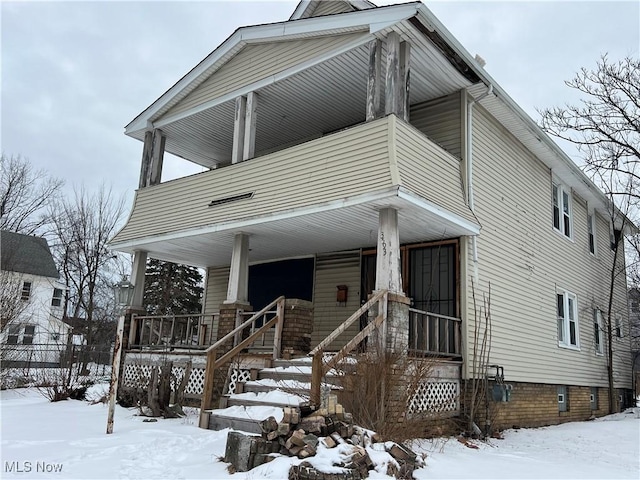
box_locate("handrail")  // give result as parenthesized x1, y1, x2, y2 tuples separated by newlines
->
(199, 296, 285, 419)
(310, 289, 387, 356)
(408, 307, 461, 323)
(206, 296, 284, 353)
(310, 290, 388, 406)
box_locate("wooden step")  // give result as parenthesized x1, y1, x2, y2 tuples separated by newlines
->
(206, 405, 283, 433)
(225, 390, 309, 408)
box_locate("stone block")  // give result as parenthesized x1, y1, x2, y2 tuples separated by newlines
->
(224, 431, 259, 472)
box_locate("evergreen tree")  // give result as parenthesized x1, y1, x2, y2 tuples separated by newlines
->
(143, 259, 203, 315)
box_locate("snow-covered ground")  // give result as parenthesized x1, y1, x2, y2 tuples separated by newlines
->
(1, 386, 638, 479)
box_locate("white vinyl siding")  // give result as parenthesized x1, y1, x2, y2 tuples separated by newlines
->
(409, 92, 462, 159)
(311, 251, 361, 349)
(161, 33, 366, 121)
(463, 104, 631, 388)
(203, 266, 231, 341)
(113, 118, 392, 244)
(311, 0, 355, 17)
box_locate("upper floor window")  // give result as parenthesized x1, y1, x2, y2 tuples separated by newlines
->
(557, 289, 579, 349)
(614, 314, 622, 338)
(52, 288, 63, 307)
(552, 183, 572, 238)
(593, 308, 603, 354)
(587, 213, 596, 255)
(21, 281, 32, 301)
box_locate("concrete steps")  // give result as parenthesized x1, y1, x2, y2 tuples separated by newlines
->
(204, 357, 340, 432)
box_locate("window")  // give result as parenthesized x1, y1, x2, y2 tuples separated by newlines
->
(5, 324, 35, 345)
(587, 214, 596, 255)
(552, 182, 572, 238)
(21, 281, 32, 301)
(590, 387, 598, 410)
(594, 308, 603, 354)
(614, 314, 622, 338)
(51, 288, 63, 307)
(6, 324, 20, 345)
(558, 386, 568, 412)
(22, 325, 35, 345)
(557, 289, 579, 348)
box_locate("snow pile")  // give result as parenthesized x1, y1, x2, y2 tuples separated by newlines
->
(1, 387, 638, 479)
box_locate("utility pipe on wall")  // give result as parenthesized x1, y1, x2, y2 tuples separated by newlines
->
(466, 84, 493, 281)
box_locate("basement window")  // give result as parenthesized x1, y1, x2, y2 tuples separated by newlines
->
(590, 388, 598, 410)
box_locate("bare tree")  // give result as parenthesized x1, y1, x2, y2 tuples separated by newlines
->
(0, 154, 63, 235)
(49, 185, 125, 370)
(540, 55, 639, 413)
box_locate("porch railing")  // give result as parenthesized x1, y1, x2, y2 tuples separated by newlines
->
(200, 296, 285, 415)
(408, 308, 461, 357)
(309, 289, 388, 407)
(130, 313, 218, 349)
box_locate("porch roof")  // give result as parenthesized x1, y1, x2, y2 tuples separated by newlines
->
(110, 185, 477, 268)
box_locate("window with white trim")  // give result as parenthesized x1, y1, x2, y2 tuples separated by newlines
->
(557, 289, 579, 348)
(594, 308, 603, 354)
(552, 182, 572, 238)
(614, 314, 622, 338)
(587, 213, 596, 255)
(51, 288, 63, 307)
(21, 281, 32, 301)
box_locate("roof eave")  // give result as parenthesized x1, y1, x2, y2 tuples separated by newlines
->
(125, 2, 421, 136)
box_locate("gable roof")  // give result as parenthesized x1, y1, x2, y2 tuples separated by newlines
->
(289, 0, 377, 20)
(0, 230, 59, 279)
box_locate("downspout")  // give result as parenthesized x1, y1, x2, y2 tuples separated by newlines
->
(466, 84, 493, 282)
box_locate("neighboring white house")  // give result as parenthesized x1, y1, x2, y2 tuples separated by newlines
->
(1, 230, 70, 367)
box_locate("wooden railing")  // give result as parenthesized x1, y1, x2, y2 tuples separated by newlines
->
(309, 290, 388, 407)
(200, 296, 285, 413)
(408, 308, 461, 357)
(130, 313, 218, 349)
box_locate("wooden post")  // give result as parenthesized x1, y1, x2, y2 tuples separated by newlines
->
(225, 233, 250, 303)
(273, 297, 285, 360)
(243, 91, 258, 161)
(231, 96, 247, 164)
(399, 41, 410, 122)
(366, 39, 382, 121)
(106, 313, 125, 434)
(199, 348, 217, 428)
(149, 129, 166, 186)
(139, 131, 153, 188)
(375, 208, 402, 293)
(385, 31, 401, 117)
(311, 351, 323, 407)
(233, 308, 244, 347)
(129, 251, 147, 311)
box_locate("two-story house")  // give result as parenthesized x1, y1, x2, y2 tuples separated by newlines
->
(1, 230, 70, 368)
(109, 0, 633, 430)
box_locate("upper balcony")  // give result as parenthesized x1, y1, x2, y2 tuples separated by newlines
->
(110, 115, 478, 267)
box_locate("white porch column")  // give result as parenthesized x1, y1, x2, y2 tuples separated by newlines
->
(129, 250, 148, 309)
(242, 91, 258, 161)
(231, 96, 247, 164)
(225, 233, 250, 304)
(375, 208, 402, 294)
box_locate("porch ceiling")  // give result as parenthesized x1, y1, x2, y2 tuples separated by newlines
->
(129, 20, 474, 169)
(119, 192, 476, 268)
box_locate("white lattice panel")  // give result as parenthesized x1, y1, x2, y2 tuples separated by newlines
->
(123, 363, 205, 396)
(408, 380, 459, 414)
(226, 368, 251, 395)
(123, 364, 151, 388)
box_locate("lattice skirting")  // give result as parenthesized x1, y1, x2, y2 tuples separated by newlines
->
(408, 379, 460, 415)
(225, 368, 252, 395)
(122, 363, 206, 397)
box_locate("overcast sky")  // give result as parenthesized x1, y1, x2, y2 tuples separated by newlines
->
(2, 0, 639, 208)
